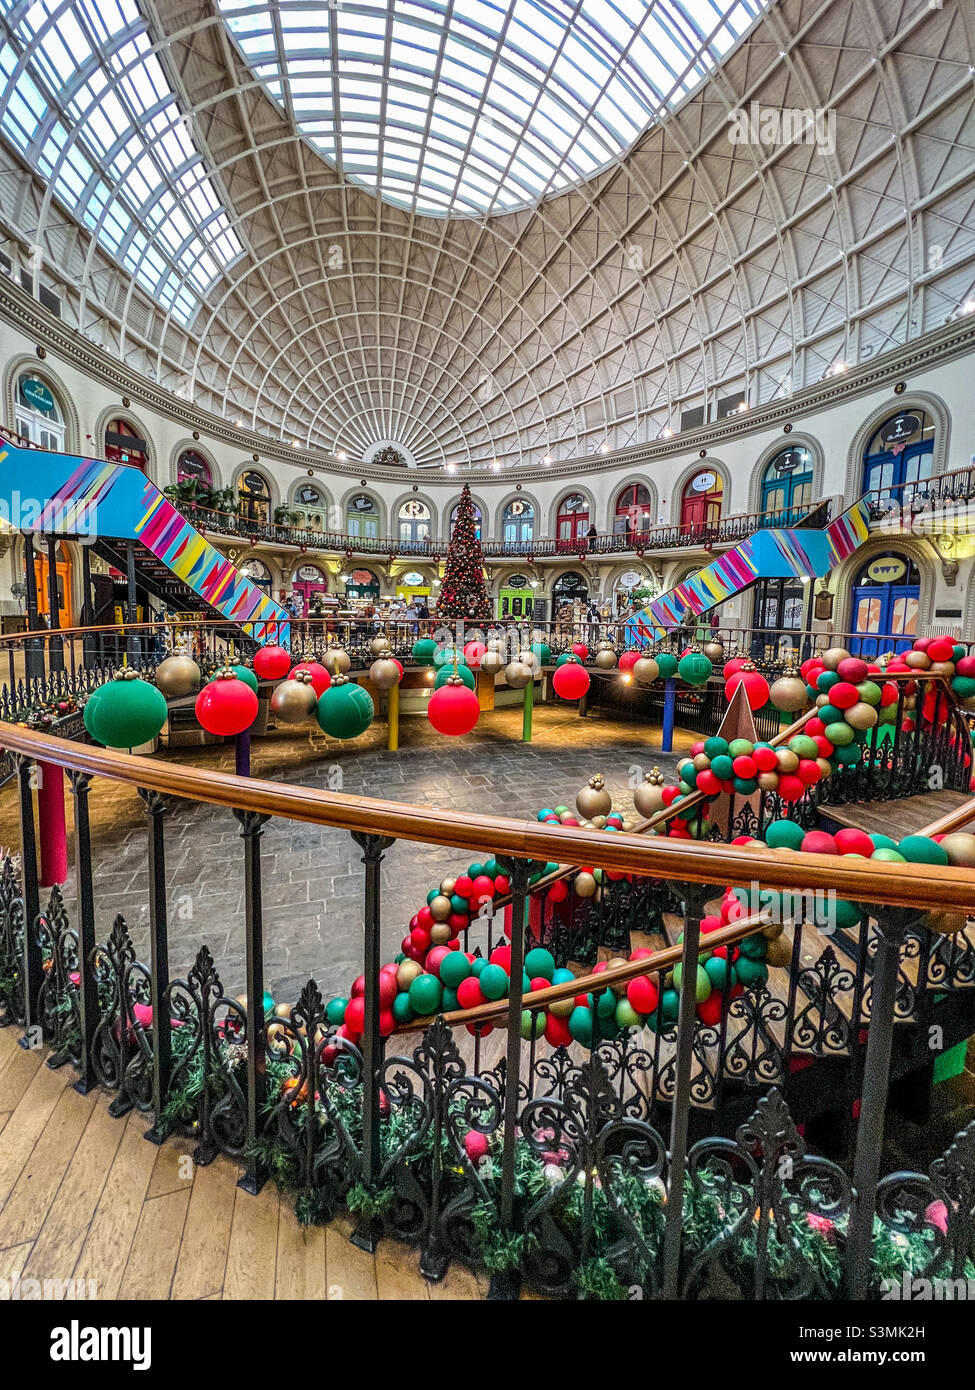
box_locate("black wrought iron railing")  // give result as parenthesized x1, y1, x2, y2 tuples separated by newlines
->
(0, 616, 973, 1298)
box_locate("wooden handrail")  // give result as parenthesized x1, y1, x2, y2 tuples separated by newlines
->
(0, 719, 972, 909)
(399, 912, 771, 1032)
(920, 797, 975, 838)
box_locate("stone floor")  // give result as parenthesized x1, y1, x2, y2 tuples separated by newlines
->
(0, 703, 693, 1007)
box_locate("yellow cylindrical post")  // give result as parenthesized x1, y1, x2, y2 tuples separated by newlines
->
(522, 674, 534, 742)
(387, 681, 400, 751)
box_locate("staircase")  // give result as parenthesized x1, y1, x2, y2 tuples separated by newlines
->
(93, 537, 214, 618)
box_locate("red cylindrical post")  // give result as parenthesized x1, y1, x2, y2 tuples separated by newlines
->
(38, 760, 68, 887)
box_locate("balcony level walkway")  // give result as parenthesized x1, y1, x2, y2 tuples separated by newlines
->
(0, 1025, 497, 1301)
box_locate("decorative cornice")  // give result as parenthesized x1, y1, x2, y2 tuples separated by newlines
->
(1, 274, 973, 488)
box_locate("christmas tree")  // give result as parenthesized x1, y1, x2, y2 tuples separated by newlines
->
(439, 484, 492, 619)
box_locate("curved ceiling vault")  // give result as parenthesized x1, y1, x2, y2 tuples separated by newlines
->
(1, 0, 974, 470)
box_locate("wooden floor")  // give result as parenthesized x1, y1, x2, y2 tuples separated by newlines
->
(0, 1025, 488, 1301)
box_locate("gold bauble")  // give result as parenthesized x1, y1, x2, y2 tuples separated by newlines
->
(757, 771, 780, 792)
(815, 693, 830, 708)
(594, 648, 618, 669)
(765, 936, 793, 968)
(924, 909, 967, 936)
(693, 752, 711, 771)
(270, 677, 318, 724)
(816, 757, 833, 779)
(590, 814, 607, 829)
(574, 871, 597, 897)
(154, 654, 202, 698)
(769, 675, 808, 713)
(775, 748, 799, 773)
(940, 832, 975, 867)
(845, 701, 878, 730)
(479, 649, 504, 675)
(236, 993, 247, 1012)
(518, 649, 540, 670)
(576, 774, 612, 820)
(904, 650, 931, 670)
(273, 1002, 292, 1018)
(323, 648, 351, 675)
(440, 876, 457, 896)
(761, 920, 785, 941)
(632, 657, 660, 686)
(820, 647, 852, 671)
(369, 657, 401, 691)
(429, 894, 452, 922)
(369, 635, 390, 657)
(549, 997, 575, 1019)
(429, 923, 452, 945)
(266, 1021, 289, 1054)
(504, 660, 533, 689)
(396, 960, 423, 989)
(633, 781, 666, 818)
(961, 695, 975, 712)
(703, 641, 725, 661)
(606, 958, 630, 994)
(927, 661, 956, 677)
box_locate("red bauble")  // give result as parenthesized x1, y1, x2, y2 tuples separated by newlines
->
(697, 993, 723, 1026)
(732, 754, 757, 779)
(552, 661, 591, 701)
(571, 642, 588, 661)
(618, 650, 641, 673)
(776, 774, 805, 802)
(836, 657, 868, 684)
(696, 769, 721, 796)
(801, 830, 837, 855)
(725, 670, 770, 710)
(428, 683, 480, 736)
(547, 879, 569, 903)
(828, 682, 859, 710)
(253, 644, 291, 680)
(425, 946, 451, 978)
(456, 976, 486, 1010)
(797, 758, 822, 785)
(344, 997, 365, 1035)
(471, 874, 495, 902)
(489, 945, 511, 970)
(834, 827, 874, 857)
(753, 746, 778, 772)
(627, 976, 658, 1014)
(195, 677, 258, 736)
(927, 637, 955, 663)
(544, 1013, 573, 1047)
(463, 640, 487, 668)
(288, 662, 331, 696)
(723, 657, 750, 680)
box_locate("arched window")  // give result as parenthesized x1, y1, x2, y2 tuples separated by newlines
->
(861, 410, 935, 506)
(502, 498, 534, 544)
(238, 470, 271, 524)
(291, 562, 328, 616)
(850, 552, 920, 653)
(553, 571, 589, 607)
(104, 419, 148, 470)
(614, 483, 652, 536)
(176, 449, 212, 490)
(294, 483, 326, 528)
(398, 499, 431, 544)
(14, 372, 65, 450)
(450, 500, 482, 540)
(679, 470, 723, 534)
(240, 557, 272, 593)
(760, 448, 812, 521)
(346, 494, 378, 538)
(344, 568, 380, 601)
(555, 493, 590, 547)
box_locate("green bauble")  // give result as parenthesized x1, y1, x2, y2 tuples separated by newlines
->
(788, 735, 819, 761)
(326, 996, 349, 1025)
(660, 988, 680, 1022)
(450, 893, 469, 914)
(710, 754, 734, 781)
(704, 956, 730, 991)
(818, 703, 844, 726)
(834, 899, 862, 930)
(833, 743, 861, 765)
(655, 652, 678, 678)
(412, 637, 438, 665)
(408, 973, 442, 1015)
(524, 947, 555, 980)
(856, 680, 883, 707)
(897, 835, 949, 866)
(733, 956, 768, 988)
(765, 820, 805, 851)
(441, 987, 458, 1012)
(391, 991, 414, 1023)
(870, 848, 906, 863)
(728, 738, 754, 758)
(439, 952, 472, 989)
(85, 676, 168, 749)
(479, 964, 509, 1000)
(677, 653, 712, 686)
(555, 652, 577, 667)
(703, 737, 729, 758)
(316, 681, 374, 739)
(615, 998, 641, 1029)
(824, 720, 855, 747)
(433, 645, 468, 669)
(209, 664, 258, 692)
(568, 1006, 593, 1047)
(521, 1009, 545, 1040)
(737, 933, 767, 960)
(733, 777, 757, 795)
(952, 676, 975, 700)
(530, 641, 551, 666)
(596, 989, 617, 1019)
(435, 663, 475, 690)
(870, 833, 898, 851)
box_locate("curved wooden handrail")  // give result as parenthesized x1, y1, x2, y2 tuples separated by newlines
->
(0, 719, 972, 909)
(920, 796, 975, 838)
(398, 912, 772, 1033)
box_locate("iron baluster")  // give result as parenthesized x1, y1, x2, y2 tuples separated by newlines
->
(234, 808, 271, 1194)
(66, 769, 98, 1092)
(11, 753, 42, 1042)
(349, 829, 395, 1250)
(140, 789, 172, 1144)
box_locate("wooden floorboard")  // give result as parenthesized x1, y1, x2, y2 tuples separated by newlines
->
(825, 791, 971, 839)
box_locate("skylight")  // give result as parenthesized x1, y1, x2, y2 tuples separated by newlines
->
(0, 0, 243, 324)
(218, 0, 769, 216)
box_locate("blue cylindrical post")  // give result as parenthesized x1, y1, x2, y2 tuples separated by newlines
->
(661, 676, 676, 753)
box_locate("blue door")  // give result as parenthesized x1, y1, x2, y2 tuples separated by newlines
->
(849, 582, 919, 657)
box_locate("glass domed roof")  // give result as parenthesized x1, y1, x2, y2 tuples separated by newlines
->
(218, 0, 769, 216)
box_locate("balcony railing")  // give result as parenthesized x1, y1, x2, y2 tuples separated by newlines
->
(172, 498, 829, 559)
